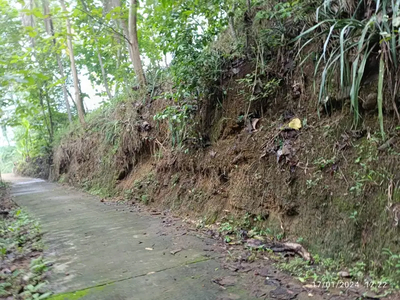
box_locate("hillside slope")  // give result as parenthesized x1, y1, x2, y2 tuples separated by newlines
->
(47, 56, 400, 286)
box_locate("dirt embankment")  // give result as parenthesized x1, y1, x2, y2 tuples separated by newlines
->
(47, 57, 400, 281)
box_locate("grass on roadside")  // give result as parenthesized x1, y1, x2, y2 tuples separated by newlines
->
(0, 185, 51, 300)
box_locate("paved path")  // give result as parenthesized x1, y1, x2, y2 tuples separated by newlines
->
(5, 174, 253, 300)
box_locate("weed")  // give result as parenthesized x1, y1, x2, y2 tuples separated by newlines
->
(306, 174, 322, 189)
(30, 257, 50, 274)
(154, 103, 199, 149)
(349, 210, 358, 223)
(349, 261, 366, 281)
(219, 221, 233, 233)
(170, 173, 180, 186)
(141, 194, 149, 205)
(381, 249, 400, 288)
(294, 1, 400, 132)
(237, 74, 281, 103)
(20, 282, 52, 300)
(313, 156, 336, 170)
(0, 207, 50, 298)
(123, 189, 134, 201)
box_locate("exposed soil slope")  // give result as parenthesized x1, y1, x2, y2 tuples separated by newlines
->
(46, 58, 400, 288)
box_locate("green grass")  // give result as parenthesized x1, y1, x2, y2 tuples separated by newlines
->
(1, 208, 51, 299)
(294, 0, 400, 134)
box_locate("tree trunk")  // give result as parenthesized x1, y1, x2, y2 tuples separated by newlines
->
(96, 45, 113, 100)
(112, 0, 146, 87)
(44, 0, 72, 123)
(59, 0, 86, 126)
(128, 0, 146, 87)
(114, 5, 136, 70)
(38, 88, 52, 144)
(80, 0, 113, 100)
(229, 15, 238, 44)
(45, 91, 54, 142)
(1, 126, 10, 146)
(56, 55, 72, 123)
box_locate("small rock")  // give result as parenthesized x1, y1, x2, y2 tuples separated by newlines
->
(256, 268, 277, 277)
(246, 239, 265, 249)
(170, 249, 182, 255)
(270, 287, 299, 300)
(213, 276, 237, 287)
(265, 278, 281, 286)
(1, 268, 11, 275)
(362, 93, 377, 111)
(337, 271, 351, 278)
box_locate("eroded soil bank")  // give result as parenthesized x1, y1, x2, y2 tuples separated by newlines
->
(6, 174, 399, 299)
(43, 63, 400, 291)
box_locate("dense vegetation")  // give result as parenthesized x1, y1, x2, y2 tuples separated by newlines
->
(2, 0, 400, 294)
(0, 183, 50, 299)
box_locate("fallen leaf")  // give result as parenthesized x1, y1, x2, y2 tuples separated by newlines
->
(288, 118, 302, 130)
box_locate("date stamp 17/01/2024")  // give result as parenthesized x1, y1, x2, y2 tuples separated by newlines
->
(313, 281, 387, 289)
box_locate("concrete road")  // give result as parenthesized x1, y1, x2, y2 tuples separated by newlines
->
(5, 174, 254, 300)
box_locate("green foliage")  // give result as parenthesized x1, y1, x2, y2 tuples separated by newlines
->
(154, 104, 193, 147)
(0, 208, 50, 299)
(381, 249, 400, 288)
(0, 146, 19, 173)
(294, 0, 400, 132)
(237, 74, 281, 102)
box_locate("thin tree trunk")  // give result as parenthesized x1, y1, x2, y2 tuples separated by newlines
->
(44, 0, 72, 123)
(23, 1, 54, 143)
(118, 16, 136, 69)
(114, 47, 121, 95)
(80, 0, 113, 100)
(43, 1, 73, 123)
(66, 88, 78, 110)
(112, 0, 146, 87)
(96, 45, 113, 99)
(39, 89, 52, 144)
(59, 0, 85, 126)
(228, 3, 238, 44)
(45, 92, 54, 142)
(128, 0, 146, 87)
(1, 126, 10, 146)
(229, 16, 238, 44)
(56, 55, 72, 123)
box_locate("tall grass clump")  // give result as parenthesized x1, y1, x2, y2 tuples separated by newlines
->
(294, 0, 400, 138)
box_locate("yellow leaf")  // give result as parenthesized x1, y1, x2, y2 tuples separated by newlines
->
(288, 118, 302, 130)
